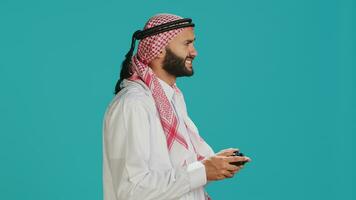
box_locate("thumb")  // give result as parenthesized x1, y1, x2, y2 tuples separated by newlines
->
(216, 148, 239, 156)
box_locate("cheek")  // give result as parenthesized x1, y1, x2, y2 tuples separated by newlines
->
(176, 47, 189, 58)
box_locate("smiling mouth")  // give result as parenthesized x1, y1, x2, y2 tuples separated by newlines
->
(185, 58, 193, 66)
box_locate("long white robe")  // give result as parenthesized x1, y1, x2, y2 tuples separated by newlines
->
(103, 79, 215, 200)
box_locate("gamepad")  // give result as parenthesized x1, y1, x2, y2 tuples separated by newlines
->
(230, 151, 248, 166)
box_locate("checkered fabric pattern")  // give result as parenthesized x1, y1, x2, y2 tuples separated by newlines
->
(131, 13, 189, 151)
(137, 14, 185, 64)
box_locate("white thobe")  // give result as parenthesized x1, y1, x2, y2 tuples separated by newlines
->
(102, 79, 214, 200)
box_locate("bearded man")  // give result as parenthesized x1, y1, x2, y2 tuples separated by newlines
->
(103, 13, 251, 200)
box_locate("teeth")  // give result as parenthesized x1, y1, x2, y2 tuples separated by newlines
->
(186, 60, 192, 64)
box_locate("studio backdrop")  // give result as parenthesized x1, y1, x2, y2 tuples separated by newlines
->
(0, 0, 354, 199)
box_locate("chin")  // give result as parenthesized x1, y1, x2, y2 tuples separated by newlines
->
(185, 68, 194, 76)
(185, 64, 193, 70)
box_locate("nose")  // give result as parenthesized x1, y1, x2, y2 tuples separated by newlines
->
(189, 45, 198, 57)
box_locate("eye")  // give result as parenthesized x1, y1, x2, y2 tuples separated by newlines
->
(185, 40, 194, 46)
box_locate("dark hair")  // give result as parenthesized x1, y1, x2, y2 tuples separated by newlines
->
(114, 56, 132, 94)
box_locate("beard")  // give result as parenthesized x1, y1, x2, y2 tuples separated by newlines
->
(162, 48, 194, 77)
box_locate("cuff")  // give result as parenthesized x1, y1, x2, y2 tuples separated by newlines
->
(186, 161, 207, 190)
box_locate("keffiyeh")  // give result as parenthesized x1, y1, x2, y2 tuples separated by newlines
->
(124, 14, 212, 168)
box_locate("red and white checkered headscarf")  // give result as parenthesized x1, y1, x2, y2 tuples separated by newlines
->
(136, 14, 185, 64)
(130, 13, 190, 151)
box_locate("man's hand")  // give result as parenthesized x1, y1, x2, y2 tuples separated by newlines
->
(201, 148, 251, 181)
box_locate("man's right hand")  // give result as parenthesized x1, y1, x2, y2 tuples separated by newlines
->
(201, 149, 251, 181)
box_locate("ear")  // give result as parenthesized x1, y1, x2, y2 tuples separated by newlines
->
(156, 48, 166, 59)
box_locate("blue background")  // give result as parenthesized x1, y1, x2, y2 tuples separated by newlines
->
(0, 0, 354, 199)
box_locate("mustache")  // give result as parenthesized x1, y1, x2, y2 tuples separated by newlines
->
(185, 56, 195, 60)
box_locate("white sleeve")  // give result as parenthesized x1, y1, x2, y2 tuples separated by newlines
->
(120, 100, 207, 200)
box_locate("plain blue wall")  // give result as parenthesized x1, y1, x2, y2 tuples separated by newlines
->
(0, 0, 354, 199)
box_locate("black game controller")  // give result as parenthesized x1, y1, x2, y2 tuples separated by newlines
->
(230, 151, 248, 166)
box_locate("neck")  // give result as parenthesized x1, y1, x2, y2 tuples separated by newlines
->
(155, 70, 176, 86)
(150, 65, 176, 86)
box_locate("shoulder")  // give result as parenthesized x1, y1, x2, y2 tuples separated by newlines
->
(119, 80, 154, 108)
(105, 80, 155, 119)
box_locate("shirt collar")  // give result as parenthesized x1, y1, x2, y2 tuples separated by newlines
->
(157, 78, 175, 101)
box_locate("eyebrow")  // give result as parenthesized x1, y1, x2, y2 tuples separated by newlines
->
(185, 38, 196, 43)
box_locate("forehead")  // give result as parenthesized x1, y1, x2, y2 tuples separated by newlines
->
(169, 28, 195, 43)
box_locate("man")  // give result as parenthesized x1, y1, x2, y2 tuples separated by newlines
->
(103, 13, 251, 200)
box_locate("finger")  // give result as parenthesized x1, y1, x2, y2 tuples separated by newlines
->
(225, 163, 239, 171)
(228, 167, 240, 174)
(230, 165, 243, 174)
(245, 156, 252, 162)
(237, 165, 244, 171)
(230, 169, 239, 174)
(217, 174, 225, 180)
(233, 164, 244, 171)
(224, 156, 249, 163)
(217, 148, 239, 156)
(222, 170, 234, 178)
